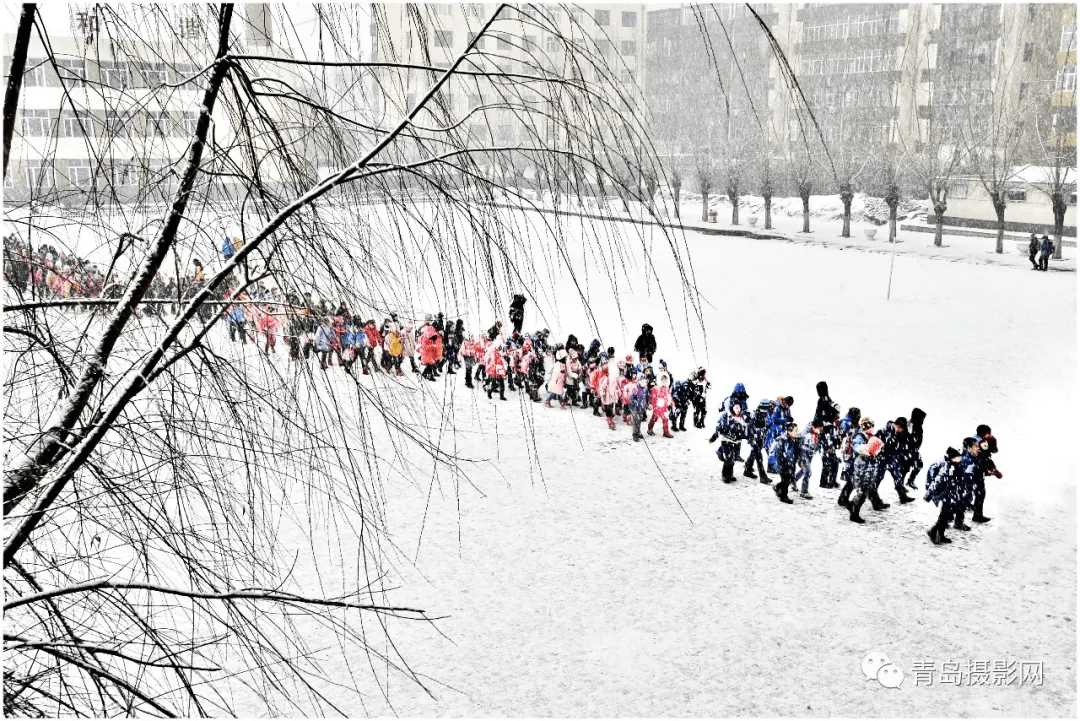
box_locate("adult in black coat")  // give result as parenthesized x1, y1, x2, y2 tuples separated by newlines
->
(633, 323, 657, 363)
(509, 293, 526, 333)
(487, 320, 503, 342)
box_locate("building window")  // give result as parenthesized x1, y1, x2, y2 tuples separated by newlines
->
(147, 111, 172, 138)
(20, 109, 50, 137)
(622, 11, 637, 28)
(22, 59, 47, 87)
(544, 5, 561, 23)
(495, 125, 513, 143)
(180, 111, 198, 136)
(620, 40, 637, 56)
(948, 182, 968, 200)
(66, 160, 94, 189)
(105, 110, 130, 138)
(61, 110, 92, 137)
(137, 62, 167, 88)
(468, 94, 482, 109)
(434, 30, 453, 48)
(545, 35, 558, 52)
(594, 9, 609, 26)
(1057, 65, 1076, 93)
(434, 3, 452, 16)
(620, 68, 634, 83)
(27, 161, 55, 191)
(1006, 187, 1027, 203)
(1069, 192, 1077, 205)
(467, 31, 485, 49)
(570, 9, 583, 24)
(1062, 24, 1077, 52)
(466, 4, 485, 19)
(99, 60, 131, 89)
(55, 58, 86, 87)
(497, 35, 512, 50)
(111, 164, 138, 188)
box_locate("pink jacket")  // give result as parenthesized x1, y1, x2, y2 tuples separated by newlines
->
(596, 367, 621, 405)
(546, 360, 568, 395)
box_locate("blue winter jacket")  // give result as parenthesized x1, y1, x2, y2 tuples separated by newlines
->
(746, 411, 769, 447)
(924, 457, 960, 506)
(222, 236, 235, 257)
(314, 325, 334, 352)
(671, 380, 693, 408)
(629, 384, 650, 415)
(715, 410, 748, 442)
(799, 425, 822, 462)
(722, 383, 750, 413)
(765, 402, 792, 448)
(769, 433, 800, 475)
(342, 330, 356, 348)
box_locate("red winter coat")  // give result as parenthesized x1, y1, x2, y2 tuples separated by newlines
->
(596, 366, 622, 405)
(546, 360, 568, 395)
(650, 386, 673, 414)
(485, 349, 507, 378)
(419, 326, 440, 365)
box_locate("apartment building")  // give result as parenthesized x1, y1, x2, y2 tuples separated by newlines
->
(3, 4, 280, 205)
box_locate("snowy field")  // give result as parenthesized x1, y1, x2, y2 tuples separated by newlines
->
(7, 205, 1076, 716)
(229, 210, 1075, 716)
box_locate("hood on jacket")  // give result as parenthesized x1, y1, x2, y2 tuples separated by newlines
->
(816, 381, 830, 399)
(732, 382, 747, 397)
(910, 407, 927, 425)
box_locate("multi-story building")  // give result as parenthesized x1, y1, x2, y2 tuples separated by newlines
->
(1051, 6, 1076, 147)
(367, 2, 647, 175)
(3, 3, 285, 205)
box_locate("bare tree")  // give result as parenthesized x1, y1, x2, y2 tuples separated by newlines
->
(3, 3, 700, 715)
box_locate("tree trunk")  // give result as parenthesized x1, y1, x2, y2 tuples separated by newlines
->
(933, 201, 947, 247)
(993, 197, 1006, 254)
(3, 4, 37, 180)
(801, 193, 811, 233)
(728, 185, 739, 225)
(701, 182, 710, 222)
(673, 180, 681, 220)
(888, 202, 898, 243)
(764, 195, 773, 230)
(1053, 192, 1066, 259)
(840, 185, 854, 238)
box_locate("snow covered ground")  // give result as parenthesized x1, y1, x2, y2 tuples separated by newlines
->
(233, 210, 1075, 716)
(9, 203, 1075, 715)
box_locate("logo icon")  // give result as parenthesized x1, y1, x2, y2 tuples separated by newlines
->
(862, 651, 904, 688)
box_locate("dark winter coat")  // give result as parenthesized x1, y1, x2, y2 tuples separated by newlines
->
(1039, 238, 1053, 257)
(722, 383, 750, 414)
(715, 409, 748, 443)
(799, 425, 822, 462)
(875, 423, 907, 466)
(509, 294, 526, 324)
(689, 378, 709, 408)
(633, 327, 657, 359)
(769, 433, 801, 475)
(765, 402, 792, 449)
(852, 430, 880, 487)
(487, 323, 501, 342)
(671, 380, 693, 408)
(746, 410, 770, 448)
(957, 451, 980, 503)
(628, 384, 650, 415)
(1028, 237, 1039, 258)
(819, 422, 841, 454)
(924, 457, 961, 506)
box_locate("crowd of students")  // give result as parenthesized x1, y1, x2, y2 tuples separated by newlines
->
(705, 382, 1002, 544)
(5, 239, 1002, 548)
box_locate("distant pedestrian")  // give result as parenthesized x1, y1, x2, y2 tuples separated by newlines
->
(1027, 233, 1039, 269)
(1038, 235, 1053, 271)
